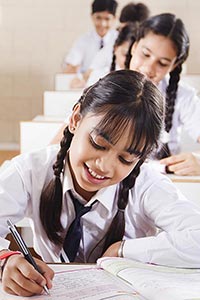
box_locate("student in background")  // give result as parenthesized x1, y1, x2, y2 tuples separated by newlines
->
(1, 70, 200, 297)
(126, 13, 200, 176)
(62, 0, 118, 76)
(119, 1, 150, 28)
(70, 1, 150, 89)
(86, 22, 137, 86)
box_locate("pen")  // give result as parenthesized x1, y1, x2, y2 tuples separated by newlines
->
(7, 219, 50, 295)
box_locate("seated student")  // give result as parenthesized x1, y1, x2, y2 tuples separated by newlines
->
(1, 70, 200, 297)
(62, 0, 118, 76)
(126, 13, 200, 176)
(86, 22, 137, 86)
(70, 1, 150, 89)
(119, 1, 150, 28)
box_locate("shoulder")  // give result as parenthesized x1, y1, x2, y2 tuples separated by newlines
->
(13, 145, 59, 173)
(134, 162, 176, 196)
(73, 31, 94, 45)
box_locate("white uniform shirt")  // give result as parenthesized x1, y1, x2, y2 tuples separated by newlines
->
(63, 29, 118, 73)
(1, 145, 200, 267)
(158, 77, 200, 154)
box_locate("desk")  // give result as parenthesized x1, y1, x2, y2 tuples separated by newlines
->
(1, 258, 200, 300)
(168, 174, 200, 208)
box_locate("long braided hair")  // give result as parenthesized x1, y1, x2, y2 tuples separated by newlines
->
(40, 70, 164, 253)
(125, 13, 190, 159)
(110, 23, 137, 71)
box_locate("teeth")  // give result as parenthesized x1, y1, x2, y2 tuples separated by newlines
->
(88, 167, 105, 179)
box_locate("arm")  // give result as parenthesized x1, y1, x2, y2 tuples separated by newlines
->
(102, 170, 200, 268)
(160, 150, 200, 175)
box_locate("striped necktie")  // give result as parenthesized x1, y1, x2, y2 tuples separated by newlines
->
(60, 191, 97, 262)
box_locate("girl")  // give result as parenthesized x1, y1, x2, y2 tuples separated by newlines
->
(86, 22, 137, 86)
(126, 13, 200, 175)
(1, 70, 200, 297)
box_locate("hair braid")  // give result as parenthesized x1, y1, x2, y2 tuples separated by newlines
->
(102, 159, 144, 253)
(155, 64, 182, 160)
(40, 127, 73, 244)
(110, 52, 116, 71)
(165, 64, 182, 132)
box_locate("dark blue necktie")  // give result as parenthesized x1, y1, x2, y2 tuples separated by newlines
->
(60, 191, 97, 262)
(100, 39, 104, 49)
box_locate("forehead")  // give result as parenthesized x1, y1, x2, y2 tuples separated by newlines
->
(92, 11, 115, 20)
(81, 113, 144, 156)
(134, 31, 177, 59)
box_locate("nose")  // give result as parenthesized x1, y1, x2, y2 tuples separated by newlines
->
(140, 61, 156, 80)
(95, 153, 114, 175)
(100, 19, 108, 28)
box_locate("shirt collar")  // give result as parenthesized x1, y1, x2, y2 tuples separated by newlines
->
(92, 28, 117, 44)
(62, 158, 118, 211)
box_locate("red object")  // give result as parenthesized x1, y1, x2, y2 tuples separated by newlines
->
(0, 251, 21, 260)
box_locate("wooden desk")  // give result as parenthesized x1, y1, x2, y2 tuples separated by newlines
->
(168, 174, 200, 208)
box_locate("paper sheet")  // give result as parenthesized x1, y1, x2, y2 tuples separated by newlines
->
(0, 264, 143, 300)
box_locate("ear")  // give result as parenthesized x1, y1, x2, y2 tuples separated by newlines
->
(68, 103, 82, 134)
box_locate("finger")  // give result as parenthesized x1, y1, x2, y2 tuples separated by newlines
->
(160, 154, 185, 165)
(3, 277, 40, 297)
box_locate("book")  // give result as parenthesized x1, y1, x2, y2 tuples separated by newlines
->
(1, 258, 200, 299)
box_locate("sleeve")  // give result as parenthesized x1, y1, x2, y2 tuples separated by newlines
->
(0, 161, 30, 249)
(178, 86, 200, 142)
(63, 36, 85, 67)
(123, 175, 200, 268)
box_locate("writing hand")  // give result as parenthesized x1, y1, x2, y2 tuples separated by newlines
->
(2, 254, 54, 297)
(160, 152, 200, 176)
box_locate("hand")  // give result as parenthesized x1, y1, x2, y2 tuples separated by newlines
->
(102, 241, 121, 257)
(2, 254, 54, 297)
(69, 76, 86, 89)
(160, 152, 200, 176)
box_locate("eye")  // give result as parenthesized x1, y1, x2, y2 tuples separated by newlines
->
(159, 61, 169, 67)
(142, 50, 150, 57)
(119, 156, 136, 166)
(89, 136, 105, 150)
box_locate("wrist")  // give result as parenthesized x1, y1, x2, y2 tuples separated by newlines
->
(0, 250, 21, 280)
(118, 240, 125, 258)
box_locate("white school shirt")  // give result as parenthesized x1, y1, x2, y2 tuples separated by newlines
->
(0, 145, 200, 267)
(63, 29, 118, 73)
(158, 77, 200, 154)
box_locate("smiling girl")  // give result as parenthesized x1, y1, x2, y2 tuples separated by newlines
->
(1, 70, 200, 297)
(126, 13, 200, 175)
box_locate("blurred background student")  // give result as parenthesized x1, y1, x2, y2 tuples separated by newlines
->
(71, 1, 150, 89)
(119, 1, 150, 28)
(62, 0, 118, 77)
(87, 22, 137, 86)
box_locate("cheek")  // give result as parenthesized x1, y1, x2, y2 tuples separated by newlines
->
(114, 165, 133, 183)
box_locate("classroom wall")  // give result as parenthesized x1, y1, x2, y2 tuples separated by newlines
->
(0, 0, 199, 145)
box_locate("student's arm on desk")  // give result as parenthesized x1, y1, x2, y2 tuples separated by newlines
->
(160, 152, 200, 175)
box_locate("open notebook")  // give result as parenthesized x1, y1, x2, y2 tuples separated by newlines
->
(1, 258, 200, 299)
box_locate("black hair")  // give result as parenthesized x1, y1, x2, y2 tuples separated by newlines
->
(125, 13, 190, 158)
(92, 0, 118, 16)
(119, 2, 150, 24)
(110, 23, 138, 71)
(40, 70, 164, 260)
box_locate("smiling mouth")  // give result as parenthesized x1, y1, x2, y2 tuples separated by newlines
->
(85, 164, 109, 180)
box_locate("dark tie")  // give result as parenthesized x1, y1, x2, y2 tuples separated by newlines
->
(60, 191, 97, 262)
(100, 38, 104, 49)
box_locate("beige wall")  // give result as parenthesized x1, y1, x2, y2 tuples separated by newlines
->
(0, 0, 199, 145)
